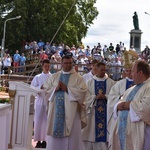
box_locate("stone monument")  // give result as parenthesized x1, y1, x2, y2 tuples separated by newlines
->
(129, 12, 142, 54)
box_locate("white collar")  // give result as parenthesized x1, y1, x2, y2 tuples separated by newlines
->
(62, 70, 71, 74)
(126, 77, 133, 81)
(93, 74, 108, 81)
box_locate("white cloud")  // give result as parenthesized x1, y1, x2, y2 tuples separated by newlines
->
(82, 0, 150, 51)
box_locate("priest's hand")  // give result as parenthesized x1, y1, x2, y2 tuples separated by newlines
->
(124, 101, 131, 110)
(55, 82, 61, 92)
(117, 101, 131, 111)
(117, 102, 125, 111)
(95, 93, 106, 100)
(59, 81, 68, 92)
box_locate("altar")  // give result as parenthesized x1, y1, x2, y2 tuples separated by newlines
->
(0, 103, 12, 150)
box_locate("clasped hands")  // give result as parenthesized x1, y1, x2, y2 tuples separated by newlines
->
(55, 81, 68, 92)
(117, 101, 131, 111)
(95, 92, 106, 100)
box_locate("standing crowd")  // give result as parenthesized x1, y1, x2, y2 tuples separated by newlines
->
(1, 40, 150, 78)
(0, 50, 26, 74)
(23, 40, 150, 81)
(0, 40, 150, 149)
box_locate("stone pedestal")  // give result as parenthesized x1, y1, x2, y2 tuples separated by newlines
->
(0, 104, 12, 150)
(129, 29, 143, 54)
(9, 81, 43, 150)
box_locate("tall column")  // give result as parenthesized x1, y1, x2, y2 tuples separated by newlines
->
(129, 29, 143, 54)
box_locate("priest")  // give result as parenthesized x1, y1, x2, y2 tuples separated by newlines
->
(43, 56, 87, 150)
(109, 60, 150, 150)
(82, 62, 115, 150)
(107, 50, 137, 144)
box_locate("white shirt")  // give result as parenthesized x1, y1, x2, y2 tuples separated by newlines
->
(3, 57, 11, 67)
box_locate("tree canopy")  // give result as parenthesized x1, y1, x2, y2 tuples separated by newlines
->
(0, 0, 98, 52)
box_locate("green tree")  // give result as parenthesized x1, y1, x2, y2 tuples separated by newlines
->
(0, 0, 98, 52)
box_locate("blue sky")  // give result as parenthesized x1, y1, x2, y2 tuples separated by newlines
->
(82, 0, 150, 51)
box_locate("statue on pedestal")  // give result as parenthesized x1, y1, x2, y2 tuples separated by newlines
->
(133, 12, 139, 30)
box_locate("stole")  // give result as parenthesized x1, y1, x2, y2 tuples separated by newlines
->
(94, 79, 107, 142)
(53, 73, 71, 138)
(126, 79, 134, 89)
(118, 83, 144, 150)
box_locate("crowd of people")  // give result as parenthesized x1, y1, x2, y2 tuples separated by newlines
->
(24, 40, 150, 80)
(0, 29, 149, 150)
(0, 40, 150, 79)
(0, 50, 26, 74)
(30, 44, 150, 150)
(1, 39, 149, 149)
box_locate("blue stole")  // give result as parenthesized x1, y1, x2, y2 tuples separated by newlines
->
(126, 79, 134, 90)
(94, 79, 107, 142)
(53, 73, 71, 138)
(118, 83, 144, 150)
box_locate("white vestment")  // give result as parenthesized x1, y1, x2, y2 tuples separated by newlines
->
(82, 71, 93, 83)
(107, 78, 133, 137)
(83, 72, 108, 84)
(43, 69, 87, 150)
(31, 72, 51, 141)
(109, 78, 150, 150)
(82, 75, 115, 150)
